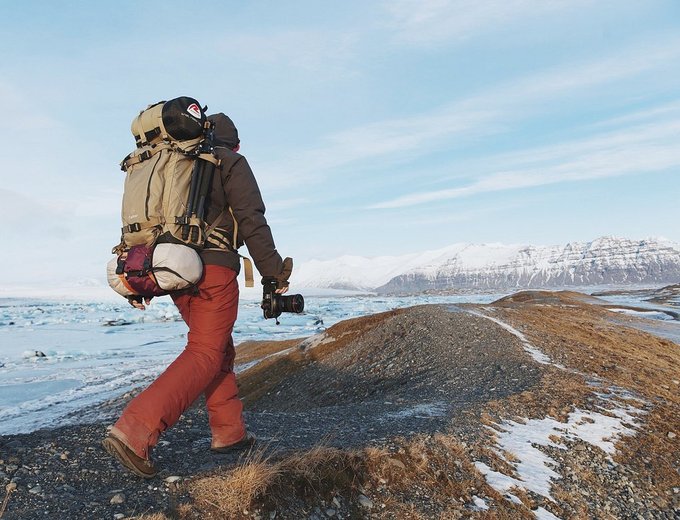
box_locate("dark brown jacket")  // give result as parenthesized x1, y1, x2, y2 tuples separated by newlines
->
(200, 146, 284, 278)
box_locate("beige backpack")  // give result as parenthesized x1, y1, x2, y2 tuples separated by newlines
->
(108, 97, 251, 298)
(114, 97, 221, 253)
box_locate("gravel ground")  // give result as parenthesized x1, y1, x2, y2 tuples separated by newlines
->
(250, 305, 542, 448)
(1, 301, 677, 519)
(0, 305, 544, 519)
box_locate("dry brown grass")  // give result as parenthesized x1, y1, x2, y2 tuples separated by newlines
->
(179, 432, 536, 519)
(486, 293, 680, 497)
(188, 443, 365, 518)
(484, 370, 592, 426)
(150, 293, 679, 518)
(190, 450, 280, 517)
(492, 293, 680, 404)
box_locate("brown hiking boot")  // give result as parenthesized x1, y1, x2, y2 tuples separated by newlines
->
(211, 431, 257, 453)
(102, 434, 158, 479)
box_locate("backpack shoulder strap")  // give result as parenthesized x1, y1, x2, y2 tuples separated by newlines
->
(204, 207, 254, 287)
(204, 207, 229, 242)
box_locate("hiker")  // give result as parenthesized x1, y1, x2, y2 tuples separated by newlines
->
(103, 111, 293, 478)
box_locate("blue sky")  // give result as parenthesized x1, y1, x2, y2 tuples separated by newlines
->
(1, 1, 679, 292)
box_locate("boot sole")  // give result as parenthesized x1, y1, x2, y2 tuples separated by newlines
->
(102, 436, 158, 479)
(211, 432, 256, 453)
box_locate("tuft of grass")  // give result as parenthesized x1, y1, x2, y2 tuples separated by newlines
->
(189, 443, 365, 518)
(182, 433, 534, 519)
(190, 449, 280, 517)
(0, 483, 17, 519)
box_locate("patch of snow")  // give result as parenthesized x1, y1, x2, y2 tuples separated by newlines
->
(485, 418, 562, 498)
(591, 385, 646, 404)
(535, 507, 562, 520)
(235, 345, 298, 374)
(467, 310, 559, 367)
(471, 495, 489, 511)
(298, 333, 333, 350)
(474, 392, 646, 518)
(565, 407, 640, 455)
(384, 402, 448, 419)
(474, 461, 528, 497)
(234, 360, 260, 374)
(505, 493, 523, 505)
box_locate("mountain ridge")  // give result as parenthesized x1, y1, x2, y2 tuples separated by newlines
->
(290, 236, 680, 293)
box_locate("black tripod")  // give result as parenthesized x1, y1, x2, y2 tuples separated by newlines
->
(180, 124, 217, 244)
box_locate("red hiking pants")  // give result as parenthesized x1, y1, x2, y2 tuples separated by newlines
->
(111, 265, 245, 459)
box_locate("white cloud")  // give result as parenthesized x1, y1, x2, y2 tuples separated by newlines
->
(588, 99, 680, 130)
(498, 36, 680, 102)
(383, 0, 597, 46)
(254, 104, 497, 189)
(370, 118, 680, 208)
(259, 35, 680, 189)
(217, 30, 359, 75)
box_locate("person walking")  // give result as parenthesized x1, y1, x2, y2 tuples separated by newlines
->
(103, 112, 293, 478)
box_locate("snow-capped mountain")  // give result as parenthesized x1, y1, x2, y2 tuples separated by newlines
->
(290, 237, 680, 293)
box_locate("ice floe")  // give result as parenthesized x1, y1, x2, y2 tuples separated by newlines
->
(0, 294, 500, 434)
(606, 307, 675, 321)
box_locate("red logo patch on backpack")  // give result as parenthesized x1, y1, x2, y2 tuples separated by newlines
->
(187, 103, 201, 119)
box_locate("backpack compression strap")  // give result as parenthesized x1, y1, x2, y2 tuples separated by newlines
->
(121, 217, 164, 234)
(120, 140, 211, 171)
(120, 142, 172, 171)
(204, 208, 254, 288)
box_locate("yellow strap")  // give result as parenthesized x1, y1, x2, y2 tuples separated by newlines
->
(226, 207, 253, 286)
(111, 240, 126, 255)
(204, 208, 229, 241)
(174, 136, 204, 154)
(156, 112, 167, 141)
(207, 207, 238, 249)
(196, 152, 221, 166)
(229, 207, 238, 249)
(242, 256, 254, 287)
(205, 207, 253, 287)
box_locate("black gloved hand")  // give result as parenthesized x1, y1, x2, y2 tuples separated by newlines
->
(127, 295, 152, 310)
(275, 257, 293, 292)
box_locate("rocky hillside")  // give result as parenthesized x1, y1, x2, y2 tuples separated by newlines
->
(291, 236, 680, 293)
(0, 292, 678, 519)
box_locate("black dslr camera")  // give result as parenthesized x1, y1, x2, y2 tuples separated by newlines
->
(261, 278, 304, 323)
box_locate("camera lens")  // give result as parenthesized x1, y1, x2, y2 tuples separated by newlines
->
(278, 294, 304, 314)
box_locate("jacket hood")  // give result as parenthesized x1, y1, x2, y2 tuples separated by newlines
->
(208, 113, 240, 149)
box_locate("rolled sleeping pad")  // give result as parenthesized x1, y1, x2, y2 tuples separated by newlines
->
(107, 243, 203, 297)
